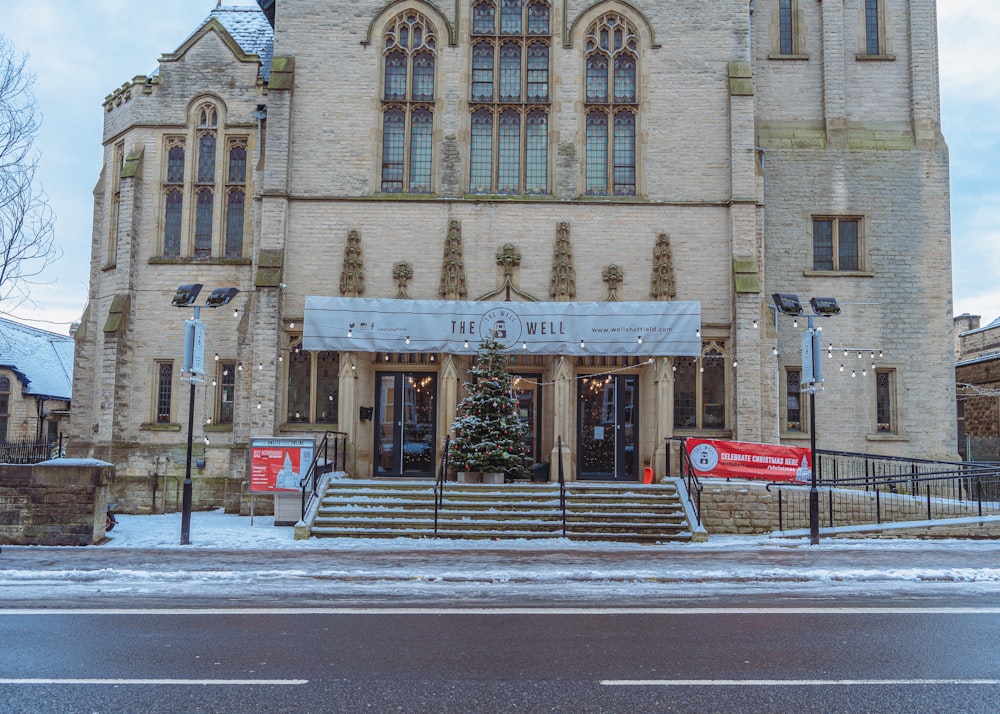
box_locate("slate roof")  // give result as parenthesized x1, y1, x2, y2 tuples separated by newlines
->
(162, 5, 274, 80)
(0, 318, 74, 401)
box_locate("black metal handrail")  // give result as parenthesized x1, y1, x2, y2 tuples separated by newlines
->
(299, 431, 348, 519)
(767, 466, 1000, 532)
(433, 436, 449, 537)
(815, 449, 1000, 487)
(557, 435, 566, 536)
(673, 438, 703, 526)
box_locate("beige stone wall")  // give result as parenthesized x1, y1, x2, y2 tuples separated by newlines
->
(70, 0, 956, 511)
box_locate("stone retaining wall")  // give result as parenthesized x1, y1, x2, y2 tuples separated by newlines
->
(700, 480, 1000, 538)
(0, 459, 114, 545)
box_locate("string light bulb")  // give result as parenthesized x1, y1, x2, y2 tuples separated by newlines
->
(405, 336, 411, 345)
(347, 329, 352, 338)
(637, 335, 643, 345)
(752, 319, 758, 329)
(580, 339, 586, 349)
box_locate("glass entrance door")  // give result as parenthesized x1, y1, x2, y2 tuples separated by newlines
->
(512, 374, 541, 469)
(577, 375, 638, 481)
(375, 372, 437, 477)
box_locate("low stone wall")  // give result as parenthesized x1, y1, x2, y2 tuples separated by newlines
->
(0, 459, 114, 545)
(699, 479, 1000, 539)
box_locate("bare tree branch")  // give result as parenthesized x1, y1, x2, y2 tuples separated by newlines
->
(0, 35, 60, 308)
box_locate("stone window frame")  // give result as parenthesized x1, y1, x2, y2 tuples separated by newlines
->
(283, 335, 340, 428)
(213, 360, 237, 426)
(377, 9, 439, 194)
(154, 359, 175, 425)
(467, 0, 553, 196)
(106, 141, 124, 267)
(0, 373, 9, 442)
(783, 367, 809, 435)
(856, 0, 894, 61)
(768, 0, 810, 60)
(806, 215, 873, 276)
(867, 363, 909, 441)
(157, 99, 252, 259)
(582, 11, 640, 197)
(672, 339, 731, 434)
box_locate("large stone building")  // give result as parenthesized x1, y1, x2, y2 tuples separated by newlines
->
(70, 0, 955, 512)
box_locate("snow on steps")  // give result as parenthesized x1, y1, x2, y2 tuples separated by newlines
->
(308, 480, 693, 543)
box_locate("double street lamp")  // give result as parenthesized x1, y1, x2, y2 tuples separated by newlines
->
(171, 284, 240, 545)
(771, 293, 841, 545)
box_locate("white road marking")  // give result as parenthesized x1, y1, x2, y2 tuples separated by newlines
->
(0, 679, 307, 685)
(602, 679, 1000, 687)
(1, 606, 1000, 616)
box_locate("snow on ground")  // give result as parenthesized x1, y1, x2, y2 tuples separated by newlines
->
(4, 510, 1000, 602)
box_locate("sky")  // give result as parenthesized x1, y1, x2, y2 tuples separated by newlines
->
(2, 0, 999, 335)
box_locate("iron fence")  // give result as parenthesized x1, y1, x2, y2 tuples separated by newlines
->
(0, 437, 65, 465)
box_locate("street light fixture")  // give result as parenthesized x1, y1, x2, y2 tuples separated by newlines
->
(171, 284, 240, 545)
(772, 293, 840, 545)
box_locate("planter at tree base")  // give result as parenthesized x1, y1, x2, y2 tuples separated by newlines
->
(458, 472, 505, 484)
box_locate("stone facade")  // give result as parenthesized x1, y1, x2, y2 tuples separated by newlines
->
(69, 1, 955, 514)
(0, 461, 114, 545)
(955, 314, 1000, 459)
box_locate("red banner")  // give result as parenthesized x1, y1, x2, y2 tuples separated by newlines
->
(685, 438, 811, 483)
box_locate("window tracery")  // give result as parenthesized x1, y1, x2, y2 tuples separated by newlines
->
(469, 0, 551, 196)
(584, 13, 638, 196)
(380, 11, 437, 194)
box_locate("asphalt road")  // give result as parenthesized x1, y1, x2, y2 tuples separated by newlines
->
(2, 606, 1000, 713)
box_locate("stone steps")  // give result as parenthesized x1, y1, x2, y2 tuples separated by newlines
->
(308, 480, 694, 543)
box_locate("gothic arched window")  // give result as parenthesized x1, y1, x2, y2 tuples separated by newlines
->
(380, 12, 437, 193)
(584, 14, 639, 196)
(469, 0, 551, 195)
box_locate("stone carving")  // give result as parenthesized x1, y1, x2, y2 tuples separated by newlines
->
(439, 219, 467, 300)
(602, 264, 624, 301)
(339, 229, 364, 296)
(549, 222, 576, 300)
(650, 233, 676, 300)
(393, 262, 413, 299)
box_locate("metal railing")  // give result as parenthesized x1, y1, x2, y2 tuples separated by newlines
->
(673, 438, 703, 526)
(299, 431, 348, 519)
(0, 436, 65, 465)
(767, 453, 1000, 532)
(433, 436, 449, 537)
(557, 435, 567, 536)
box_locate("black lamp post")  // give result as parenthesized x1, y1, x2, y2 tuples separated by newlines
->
(771, 293, 840, 545)
(171, 284, 240, 545)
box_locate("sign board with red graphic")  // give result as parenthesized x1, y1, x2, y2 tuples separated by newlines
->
(685, 438, 811, 483)
(250, 437, 316, 493)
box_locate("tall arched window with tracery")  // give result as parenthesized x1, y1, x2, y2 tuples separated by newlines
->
(160, 101, 250, 259)
(584, 13, 638, 196)
(469, 0, 550, 195)
(380, 12, 437, 193)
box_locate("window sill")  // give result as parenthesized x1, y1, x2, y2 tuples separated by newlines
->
(101, 262, 117, 272)
(802, 269, 875, 278)
(856, 53, 896, 62)
(866, 432, 908, 442)
(280, 422, 340, 432)
(780, 431, 810, 440)
(768, 53, 810, 61)
(205, 423, 234, 432)
(149, 257, 252, 265)
(140, 422, 182, 431)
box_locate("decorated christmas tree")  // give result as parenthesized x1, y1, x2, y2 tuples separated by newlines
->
(449, 334, 527, 477)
